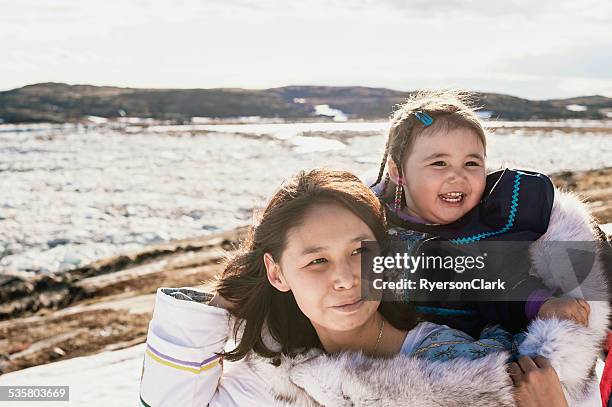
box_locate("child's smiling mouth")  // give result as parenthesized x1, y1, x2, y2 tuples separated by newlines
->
(438, 191, 465, 204)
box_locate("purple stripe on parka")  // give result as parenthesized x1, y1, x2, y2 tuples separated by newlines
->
(147, 343, 220, 367)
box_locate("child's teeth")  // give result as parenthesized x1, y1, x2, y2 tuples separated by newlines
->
(439, 192, 463, 202)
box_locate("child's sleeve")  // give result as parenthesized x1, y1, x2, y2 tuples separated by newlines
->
(411, 324, 512, 361)
(473, 247, 554, 332)
(507, 169, 555, 237)
(473, 282, 553, 333)
(476, 169, 557, 331)
(139, 287, 229, 407)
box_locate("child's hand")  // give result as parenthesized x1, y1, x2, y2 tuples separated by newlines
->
(537, 297, 590, 326)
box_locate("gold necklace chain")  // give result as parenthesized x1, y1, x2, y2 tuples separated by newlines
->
(372, 318, 385, 354)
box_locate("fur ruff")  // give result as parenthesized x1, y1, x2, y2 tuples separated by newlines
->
(248, 350, 515, 406)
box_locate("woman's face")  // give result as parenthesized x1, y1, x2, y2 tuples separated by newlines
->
(269, 202, 380, 333)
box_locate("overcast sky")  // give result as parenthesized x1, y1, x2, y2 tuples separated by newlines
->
(1, 0, 611, 99)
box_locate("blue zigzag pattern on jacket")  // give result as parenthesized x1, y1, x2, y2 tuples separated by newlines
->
(415, 305, 478, 316)
(450, 172, 522, 245)
(416, 173, 523, 318)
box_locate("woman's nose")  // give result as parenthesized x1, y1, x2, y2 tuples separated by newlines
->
(333, 260, 358, 290)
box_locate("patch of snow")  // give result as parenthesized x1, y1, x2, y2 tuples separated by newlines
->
(191, 117, 215, 124)
(85, 116, 108, 124)
(566, 104, 588, 112)
(0, 344, 146, 406)
(314, 104, 348, 122)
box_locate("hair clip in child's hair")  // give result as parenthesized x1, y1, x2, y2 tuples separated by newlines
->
(414, 111, 433, 126)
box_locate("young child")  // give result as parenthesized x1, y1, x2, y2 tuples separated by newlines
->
(369, 90, 591, 337)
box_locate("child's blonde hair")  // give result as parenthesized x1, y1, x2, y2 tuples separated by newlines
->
(371, 89, 488, 191)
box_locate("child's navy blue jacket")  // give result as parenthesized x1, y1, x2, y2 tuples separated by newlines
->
(383, 168, 556, 336)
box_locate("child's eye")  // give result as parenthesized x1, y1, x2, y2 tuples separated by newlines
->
(431, 161, 446, 166)
(465, 161, 481, 167)
(307, 258, 327, 266)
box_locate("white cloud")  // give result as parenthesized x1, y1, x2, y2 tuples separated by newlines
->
(0, 0, 610, 98)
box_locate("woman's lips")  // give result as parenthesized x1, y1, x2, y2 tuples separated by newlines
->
(332, 299, 364, 312)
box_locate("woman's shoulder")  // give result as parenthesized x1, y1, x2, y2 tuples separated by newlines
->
(148, 287, 231, 349)
(154, 287, 229, 318)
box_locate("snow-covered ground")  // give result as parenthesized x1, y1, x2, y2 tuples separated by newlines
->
(0, 341, 605, 406)
(0, 344, 145, 406)
(1, 120, 610, 275)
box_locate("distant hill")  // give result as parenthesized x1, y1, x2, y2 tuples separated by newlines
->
(0, 82, 610, 123)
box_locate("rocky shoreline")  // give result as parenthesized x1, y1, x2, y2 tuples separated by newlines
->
(0, 227, 246, 374)
(0, 167, 610, 374)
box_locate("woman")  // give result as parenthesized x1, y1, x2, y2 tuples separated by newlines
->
(139, 169, 603, 406)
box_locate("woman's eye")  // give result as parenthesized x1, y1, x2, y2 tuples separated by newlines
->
(431, 161, 446, 166)
(352, 247, 367, 255)
(308, 258, 327, 266)
(465, 161, 481, 167)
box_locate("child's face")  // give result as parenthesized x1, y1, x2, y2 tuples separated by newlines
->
(400, 127, 486, 224)
(269, 203, 381, 334)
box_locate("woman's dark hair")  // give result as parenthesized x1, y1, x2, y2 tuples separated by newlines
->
(216, 168, 417, 361)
